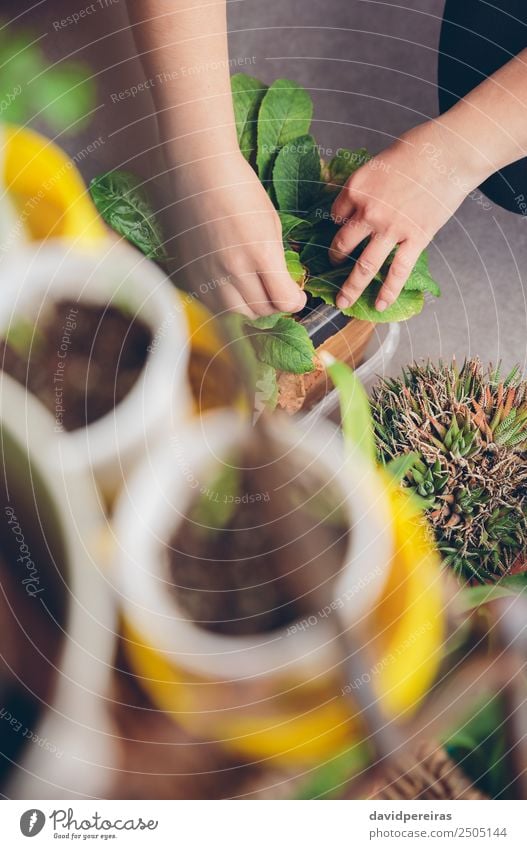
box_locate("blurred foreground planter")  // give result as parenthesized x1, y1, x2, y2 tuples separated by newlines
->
(113, 409, 444, 765)
(0, 124, 104, 255)
(0, 375, 115, 799)
(0, 240, 191, 499)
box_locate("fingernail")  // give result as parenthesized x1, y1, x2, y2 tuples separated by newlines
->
(376, 298, 388, 312)
(337, 294, 351, 309)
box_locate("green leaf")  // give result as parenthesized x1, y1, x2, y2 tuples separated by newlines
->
(284, 249, 306, 285)
(190, 463, 241, 531)
(306, 268, 425, 323)
(443, 696, 510, 799)
(4, 317, 42, 357)
(249, 316, 315, 374)
(231, 73, 267, 162)
(37, 62, 95, 132)
(295, 743, 370, 799)
(327, 147, 371, 185)
(256, 79, 313, 183)
(224, 314, 281, 411)
(305, 185, 340, 223)
(89, 171, 166, 260)
(254, 360, 279, 412)
(278, 212, 313, 245)
(0, 29, 95, 132)
(402, 250, 441, 298)
(457, 580, 527, 612)
(300, 219, 340, 275)
(244, 313, 284, 331)
(347, 284, 425, 323)
(386, 452, 419, 483)
(324, 356, 376, 464)
(272, 133, 321, 213)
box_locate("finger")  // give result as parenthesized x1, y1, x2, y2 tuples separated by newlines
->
(331, 184, 356, 225)
(218, 282, 257, 318)
(374, 241, 423, 313)
(329, 217, 372, 266)
(261, 270, 307, 313)
(336, 232, 396, 310)
(237, 273, 277, 316)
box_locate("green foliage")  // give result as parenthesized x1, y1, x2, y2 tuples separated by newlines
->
(305, 249, 439, 322)
(189, 462, 241, 531)
(256, 78, 313, 183)
(307, 268, 426, 323)
(254, 360, 279, 412)
(278, 212, 313, 246)
(327, 147, 371, 185)
(403, 251, 441, 297)
(272, 133, 321, 213)
(224, 311, 314, 408)
(4, 317, 42, 357)
(231, 73, 268, 163)
(0, 25, 95, 132)
(284, 249, 306, 285)
(231, 72, 442, 325)
(245, 313, 315, 375)
(457, 576, 527, 612)
(443, 697, 510, 799)
(323, 355, 376, 463)
(295, 743, 370, 799)
(89, 171, 166, 260)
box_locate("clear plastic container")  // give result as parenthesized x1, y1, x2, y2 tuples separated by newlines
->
(302, 322, 400, 425)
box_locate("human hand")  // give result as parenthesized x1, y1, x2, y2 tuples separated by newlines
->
(170, 152, 306, 318)
(328, 119, 487, 312)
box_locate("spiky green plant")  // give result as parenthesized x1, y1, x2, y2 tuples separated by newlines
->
(371, 359, 527, 583)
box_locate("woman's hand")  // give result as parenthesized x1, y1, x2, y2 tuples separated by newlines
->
(171, 152, 306, 318)
(329, 119, 486, 311)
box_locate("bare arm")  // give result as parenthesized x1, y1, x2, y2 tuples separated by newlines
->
(126, 1, 305, 317)
(330, 49, 527, 312)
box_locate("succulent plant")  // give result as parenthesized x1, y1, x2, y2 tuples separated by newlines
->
(371, 359, 527, 583)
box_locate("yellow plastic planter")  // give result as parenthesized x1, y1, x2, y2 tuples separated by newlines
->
(183, 295, 243, 413)
(1, 123, 104, 245)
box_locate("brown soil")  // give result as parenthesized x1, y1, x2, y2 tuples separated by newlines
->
(0, 300, 152, 431)
(167, 445, 349, 635)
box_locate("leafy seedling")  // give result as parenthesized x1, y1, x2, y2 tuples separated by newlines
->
(273, 133, 322, 214)
(256, 78, 313, 184)
(231, 73, 268, 164)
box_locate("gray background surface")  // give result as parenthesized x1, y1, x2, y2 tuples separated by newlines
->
(9, 0, 527, 377)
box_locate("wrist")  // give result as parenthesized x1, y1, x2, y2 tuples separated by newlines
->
(168, 148, 247, 195)
(433, 108, 502, 187)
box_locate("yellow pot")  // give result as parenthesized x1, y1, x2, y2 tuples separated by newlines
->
(1, 123, 104, 245)
(183, 296, 243, 413)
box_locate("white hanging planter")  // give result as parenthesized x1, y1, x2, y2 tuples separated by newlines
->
(0, 239, 191, 498)
(113, 408, 393, 682)
(0, 374, 115, 799)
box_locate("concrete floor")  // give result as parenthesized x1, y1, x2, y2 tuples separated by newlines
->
(8, 0, 527, 377)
